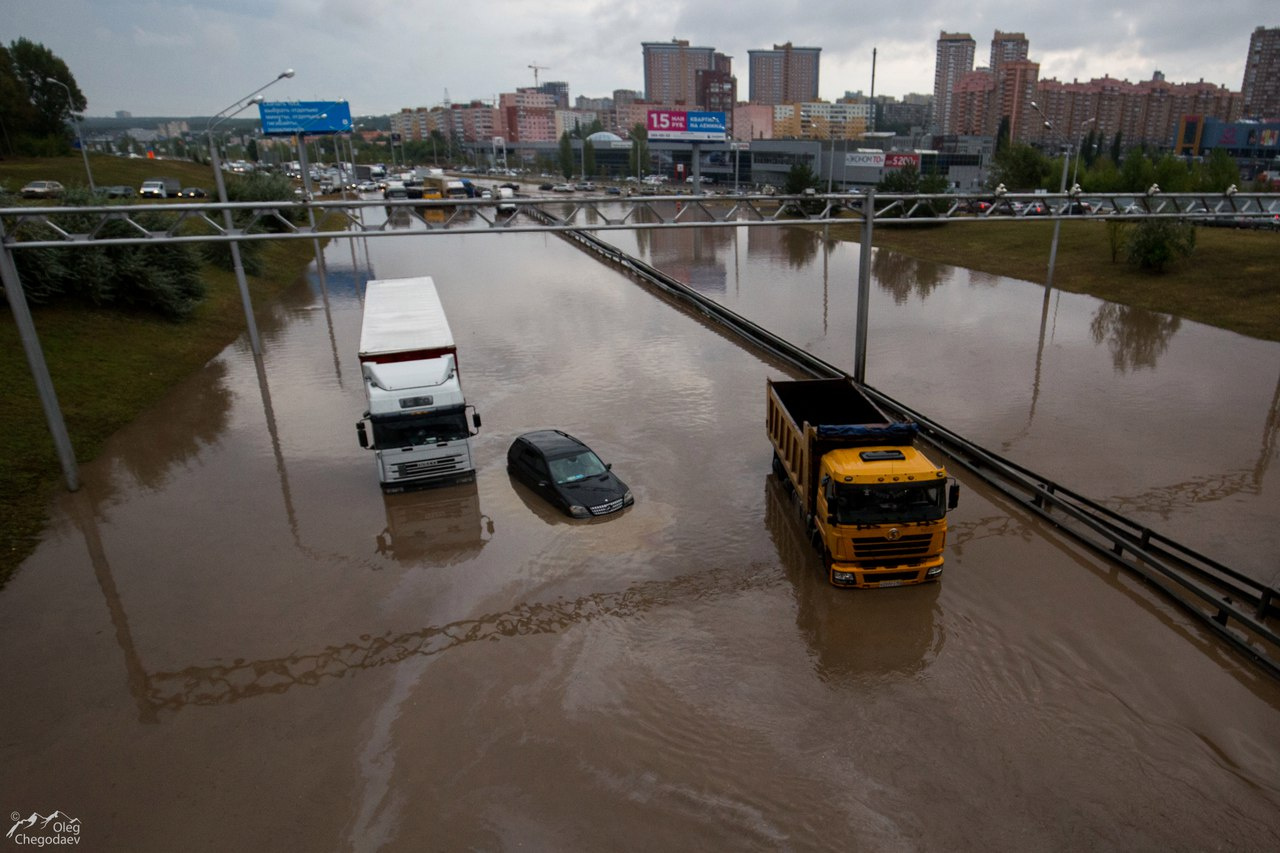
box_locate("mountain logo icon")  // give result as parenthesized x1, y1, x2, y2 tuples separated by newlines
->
(6, 810, 81, 840)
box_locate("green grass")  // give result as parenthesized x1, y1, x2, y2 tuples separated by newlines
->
(0, 152, 220, 196)
(1, 157, 329, 584)
(829, 217, 1280, 342)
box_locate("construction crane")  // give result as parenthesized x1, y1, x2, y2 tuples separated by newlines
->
(528, 63, 549, 87)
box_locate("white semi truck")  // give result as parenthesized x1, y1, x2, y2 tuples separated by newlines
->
(356, 276, 481, 492)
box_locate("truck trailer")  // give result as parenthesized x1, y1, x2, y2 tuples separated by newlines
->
(767, 377, 958, 588)
(356, 276, 481, 492)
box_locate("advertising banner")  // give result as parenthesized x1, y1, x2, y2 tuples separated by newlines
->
(885, 153, 921, 169)
(647, 110, 727, 142)
(260, 101, 353, 135)
(844, 151, 886, 169)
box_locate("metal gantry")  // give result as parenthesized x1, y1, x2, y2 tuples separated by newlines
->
(3, 190, 1279, 248)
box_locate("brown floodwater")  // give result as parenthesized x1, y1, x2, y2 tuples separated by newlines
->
(2, 211, 1278, 851)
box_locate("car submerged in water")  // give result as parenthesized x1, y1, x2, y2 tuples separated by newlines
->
(507, 430, 633, 519)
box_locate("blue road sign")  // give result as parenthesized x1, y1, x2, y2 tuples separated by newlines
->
(259, 101, 353, 135)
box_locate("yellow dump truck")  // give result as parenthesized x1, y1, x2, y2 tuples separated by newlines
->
(767, 377, 958, 588)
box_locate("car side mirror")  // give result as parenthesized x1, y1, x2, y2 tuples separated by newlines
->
(948, 482, 960, 511)
(356, 421, 369, 449)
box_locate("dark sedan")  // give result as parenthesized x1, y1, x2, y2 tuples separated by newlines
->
(507, 430, 634, 519)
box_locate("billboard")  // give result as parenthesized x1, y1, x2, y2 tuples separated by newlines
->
(647, 110, 727, 142)
(260, 100, 353, 135)
(844, 151, 886, 168)
(884, 153, 921, 170)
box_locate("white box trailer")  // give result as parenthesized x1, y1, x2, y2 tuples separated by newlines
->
(356, 276, 481, 492)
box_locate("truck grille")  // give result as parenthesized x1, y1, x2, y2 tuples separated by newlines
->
(852, 533, 934, 564)
(393, 455, 465, 481)
(588, 498, 625, 516)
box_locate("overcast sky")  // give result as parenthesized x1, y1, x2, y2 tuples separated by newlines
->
(4, 0, 1274, 118)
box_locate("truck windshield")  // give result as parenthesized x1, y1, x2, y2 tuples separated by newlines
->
(831, 482, 945, 525)
(371, 409, 470, 448)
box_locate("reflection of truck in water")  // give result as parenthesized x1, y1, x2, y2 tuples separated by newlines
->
(765, 473, 943, 677)
(376, 481, 494, 565)
(356, 276, 481, 492)
(767, 377, 958, 588)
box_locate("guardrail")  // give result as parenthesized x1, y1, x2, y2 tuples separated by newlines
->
(545, 209, 1280, 682)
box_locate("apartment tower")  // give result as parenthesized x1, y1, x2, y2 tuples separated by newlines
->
(1242, 26, 1280, 118)
(932, 32, 976, 133)
(642, 40, 720, 105)
(747, 42, 821, 104)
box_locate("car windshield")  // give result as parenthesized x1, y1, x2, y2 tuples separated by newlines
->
(370, 410, 470, 448)
(548, 450, 608, 484)
(831, 482, 945, 525)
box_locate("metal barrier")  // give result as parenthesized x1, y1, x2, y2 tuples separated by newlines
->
(545, 210, 1280, 681)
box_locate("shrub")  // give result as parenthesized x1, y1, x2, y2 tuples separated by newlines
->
(1124, 219, 1196, 272)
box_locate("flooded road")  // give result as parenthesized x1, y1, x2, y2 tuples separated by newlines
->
(2, 210, 1279, 851)
(606, 216, 1280, 586)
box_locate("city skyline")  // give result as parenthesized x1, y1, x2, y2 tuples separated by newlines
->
(2, 0, 1274, 117)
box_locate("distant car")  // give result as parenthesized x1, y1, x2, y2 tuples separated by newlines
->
(507, 430, 634, 519)
(605, 186, 621, 195)
(178, 187, 207, 198)
(356, 181, 379, 193)
(20, 180, 65, 199)
(574, 182, 596, 191)
(551, 183, 573, 192)
(500, 182, 519, 190)
(99, 185, 134, 198)
(538, 183, 554, 191)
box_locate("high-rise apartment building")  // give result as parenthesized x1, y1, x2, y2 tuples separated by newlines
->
(747, 42, 821, 104)
(1242, 26, 1280, 119)
(642, 39, 721, 105)
(989, 31, 1029, 77)
(932, 32, 976, 133)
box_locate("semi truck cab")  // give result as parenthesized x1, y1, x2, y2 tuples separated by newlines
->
(814, 445, 957, 586)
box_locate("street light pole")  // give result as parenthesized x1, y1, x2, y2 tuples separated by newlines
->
(206, 69, 295, 356)
(45, 77, 94, 192)
(1030, 101, 1071, 289)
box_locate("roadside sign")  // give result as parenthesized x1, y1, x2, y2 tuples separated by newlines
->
(647, 110, 727, 142)
(259, 101, 353, 135)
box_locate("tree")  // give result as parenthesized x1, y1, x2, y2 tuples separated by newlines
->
(11, 38, 83, 139)
(629, 123, 649, 178)
(557, 131, 574, 179)
(1119, 148, 1156, 192)
(783, 163, 821, 194)
(1197, 149, 1239, 191)
(1110, 132, 1124, 165)
(988, 143, 1050, 190)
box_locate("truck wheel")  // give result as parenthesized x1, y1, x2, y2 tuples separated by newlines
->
(771, 453, 792, 491)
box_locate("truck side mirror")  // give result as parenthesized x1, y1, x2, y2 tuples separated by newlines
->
(356, 421, 369, 449)
(948, 482, 960, 510)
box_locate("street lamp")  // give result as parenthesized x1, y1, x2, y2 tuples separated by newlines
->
(1071, 117, 1097, 188)
(45, 77, 94, 192)
(1030, 101, 1071, 288)
(206, 68, 295, 356)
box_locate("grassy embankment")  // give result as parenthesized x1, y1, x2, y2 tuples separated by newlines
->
(1, 155, 327, 584)
(828, 216, 1280, 343)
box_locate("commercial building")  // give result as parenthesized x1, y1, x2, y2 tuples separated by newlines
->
(747, 43, 821, 105)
